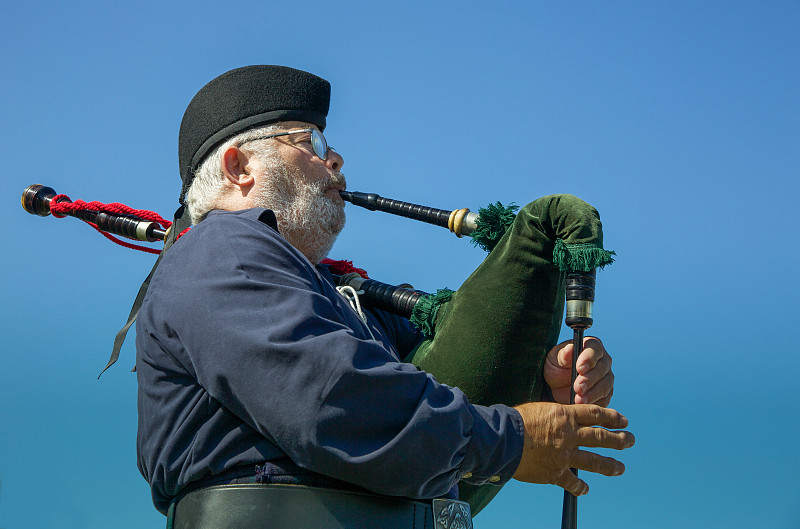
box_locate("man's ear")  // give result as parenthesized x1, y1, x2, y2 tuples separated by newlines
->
(222, 146, 254, 190)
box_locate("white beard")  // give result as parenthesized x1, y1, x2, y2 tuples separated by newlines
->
(250, 154, 346, 264)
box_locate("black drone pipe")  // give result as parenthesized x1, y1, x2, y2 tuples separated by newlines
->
(22, 184, 168, 242)
(331, 274, 427, 319)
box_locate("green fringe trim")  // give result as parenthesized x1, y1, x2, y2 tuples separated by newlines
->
(409, 288, 455, 338)
(553, 239, 616, 272)
(469, 202, 519, 252)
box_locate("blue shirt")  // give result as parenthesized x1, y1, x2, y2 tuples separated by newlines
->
(136, 207, 524, 514)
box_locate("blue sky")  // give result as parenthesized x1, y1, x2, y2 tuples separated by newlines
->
(1, 2, 798, 528)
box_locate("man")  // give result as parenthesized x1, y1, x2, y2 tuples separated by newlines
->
(136, 65, 633, 527)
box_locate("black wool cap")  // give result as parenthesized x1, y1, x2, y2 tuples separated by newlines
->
(178, 65, 331, 202)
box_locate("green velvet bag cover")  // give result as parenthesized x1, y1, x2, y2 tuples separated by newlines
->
(405, 194, 613, 516)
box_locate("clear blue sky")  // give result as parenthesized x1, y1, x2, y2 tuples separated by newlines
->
(2, 2, 798, 528)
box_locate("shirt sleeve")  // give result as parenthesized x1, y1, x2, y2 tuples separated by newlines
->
(142, 212, 523, 499)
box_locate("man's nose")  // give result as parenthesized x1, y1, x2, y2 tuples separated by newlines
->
(325, 148, 344, 172)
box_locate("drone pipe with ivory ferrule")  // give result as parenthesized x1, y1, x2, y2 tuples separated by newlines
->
(21, 184, 168, 243)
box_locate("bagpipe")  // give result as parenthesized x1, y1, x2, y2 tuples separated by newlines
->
(22, 183, 614, 526)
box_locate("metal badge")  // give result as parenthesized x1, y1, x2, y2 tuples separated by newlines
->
(432, 499, 473, 529)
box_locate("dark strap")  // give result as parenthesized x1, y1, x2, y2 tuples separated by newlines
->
(100, 206, 278, 376)
(101, 264, 155, 376)
(168, 484, 469, 529)
(99, 205, 191, 377)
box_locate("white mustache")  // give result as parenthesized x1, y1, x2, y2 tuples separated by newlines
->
(328, 172, 346, 190)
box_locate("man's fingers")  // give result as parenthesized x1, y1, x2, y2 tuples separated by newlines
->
(575, 372, 614, 405)
(553, 336, 609, 375)
(576, 351, 610, 384)
(577, 425, 635, 449)
(571, 450, 625, 476)
(594, 388, 614, 408)
(573, 404, 628, 429)
(554, 470, 589, 497)
(576, 336, 605, 372)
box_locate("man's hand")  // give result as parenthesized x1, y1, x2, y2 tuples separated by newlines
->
(544, 336, 614, 406)
(512, 402, 634, 496)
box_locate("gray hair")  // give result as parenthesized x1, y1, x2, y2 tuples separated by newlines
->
(185, 124, 284, 224)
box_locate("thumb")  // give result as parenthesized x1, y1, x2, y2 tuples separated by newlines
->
(555, 341, 574, 368)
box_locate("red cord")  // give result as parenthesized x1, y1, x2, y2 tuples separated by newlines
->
(50, 194, 172, 226)
(320, 259, 369, 279)
(49, 193, 171, 254)
(88, 223, 163, 254)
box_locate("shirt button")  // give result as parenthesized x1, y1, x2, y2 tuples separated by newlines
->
(462, 472, 473, 479)
(489, 475, 501, 483)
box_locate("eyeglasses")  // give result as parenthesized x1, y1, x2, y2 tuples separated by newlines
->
(239, 128, 331, 161)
